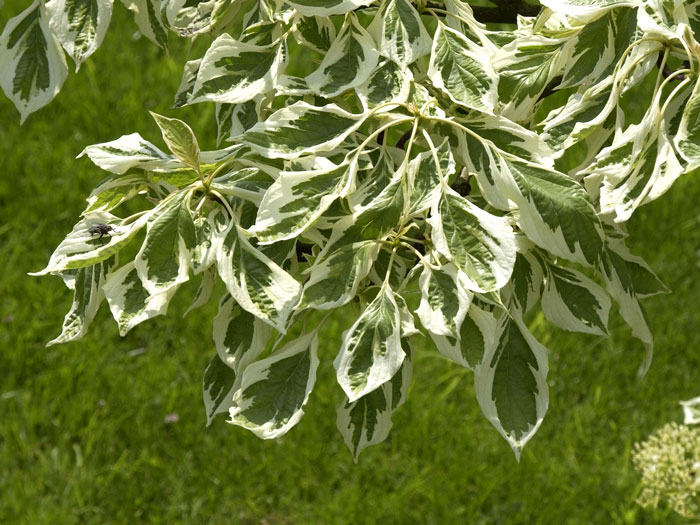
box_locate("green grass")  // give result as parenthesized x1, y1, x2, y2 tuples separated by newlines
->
(2, 3, 700, 523)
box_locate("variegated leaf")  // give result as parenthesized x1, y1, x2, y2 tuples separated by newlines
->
(229, 329, 320, 439)
(427, 187, 516, 293)
(369, 0, 430, 68)
(474, 314, 549, 460)
(216, 223, 301, 333)
(210, 167, 273, 206)
(173, 58, 200, 108)
(46, 0, 113, 71)
(134, 191, 197, 294)
(30, 211, 150, 275)
(493, 35, 571, 122)
(337, 339, 413, 462)
(120, 0, 168, 50)
(428, 22, 498, 112)
(293, 15, 336, 53)
(586, 102, 687, 223)
(541, 263, 611, 336)
(251, 159, 358, 243)
(203, 353, 238, 426)
(188, 34, 286, 105)
(675, 77, 700, 172)
(599, 238, 668, 376)
(416, 262, 472, 338)
(102, 261, 177, 336)
(335, 283, 405, 402)
(78, 133, 180, 174)
(191, 212, 220, 275)
(48, 261, 107, 345)
(406, 138, 455, 217)
(184, 266, 216, 315)
(243, 102, 364, 159)
(540, 0, 637, 19)
(0, 0, 68, 123)
(212, 294, 272, 373)
(356, 59, 412, 111)
(559, 8, 636, 89)
(302, 241, 381, 310)
(286, 0, 373, 17)
(432, 303, 498, 369)
(215, 99, 258, 144)
(306, 14, 379, 98)
(83, 173, 148, 213)
(503, 157, 604, 266)
(504, 237, 545, 314)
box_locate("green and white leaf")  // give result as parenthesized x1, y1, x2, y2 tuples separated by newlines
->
(369, 0, 431, 68)
(503, 157, 604, 266)
(48, 261, 106, 346)
(184, 266, 216, 315)
(335, 283, 405, 402)
(416, 262, 472, 338)
(587, 106, 686, 223)
(428, 22, 498, 112)
(356, 59, 412, 111)
(337, 339, 413, 462)
(102, 261, 177, 336)
(493, 35, 571, 122)
(134, 191, 197, 294)
(427, 187, 516, 293)
(674, 77, 700, 172)
(474, 314, 549, 460)
(216, 223, 302, 332)
(120, 0, 168, 50)
(210, 166, 273, 206)
(406, 138, 455, 218)
(46, 0, 113, 71)
(30, 211, 150, 275)
(599, 238, 668, 376)
(150, 112, 201, 172)
(78, 133, 180, 174)
(541, 263, 611, 335)
(212, 293, 272, 373)
(188, 34, 286, 105)
(540, 0, 636, 19)
(250, 159, 357, 243)
(243, 102, 365, 159)
(215, 98, 259, 144)
(504, 237, 545, 314)
(286, 0, 373, 17)
(302, 241, 381, 310)
(306, 14, 379, 98)
(432, 303, 498, 370)
(203, 353, 238, 426)
(191, 212, 220, 274)
(293, 14, 336, 53)
(0, 0, 68, 123)
(83, 173, 147, 213)
(559, 8, 636, 89)
(229, 329, 320, 439)
(173, 58, 201, 108)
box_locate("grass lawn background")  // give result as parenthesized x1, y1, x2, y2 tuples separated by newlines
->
(1, 3, 699, 523)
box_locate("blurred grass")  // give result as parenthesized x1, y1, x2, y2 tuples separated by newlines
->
(1, 2, 700, 523)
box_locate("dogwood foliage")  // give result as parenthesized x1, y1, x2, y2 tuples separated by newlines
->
(9, 0, 698, 459)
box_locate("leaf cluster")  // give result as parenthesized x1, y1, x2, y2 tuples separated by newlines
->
(4, 0, 699, 459)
